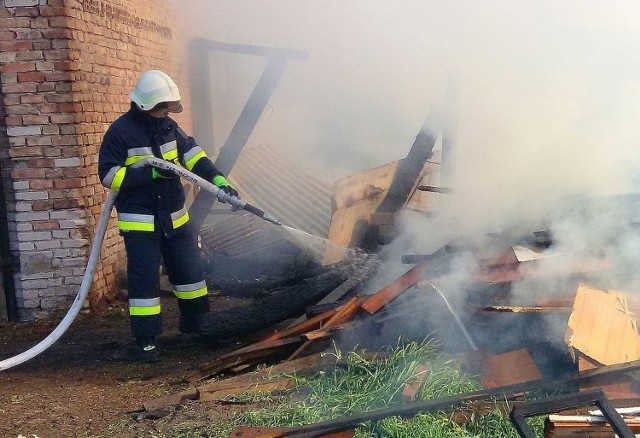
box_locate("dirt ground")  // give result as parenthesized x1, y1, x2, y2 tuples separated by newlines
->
(0, 295, 260, 438)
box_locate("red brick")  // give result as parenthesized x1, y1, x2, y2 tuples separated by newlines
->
(45, 71, 71, 82)
(15, 51, 44, 61)
(41, 28, 71, 39)
(48, 17, 69, 28)
(5, 104, 37, 115)
(0, 30, 16, 40)
(42, 125, 60, 135)
(50, 114, 75, 124)
(28, 158, 54, 168)
(0, 18, 32, 28)
(31, 200, 55, 211)
(8, 146, 43, 158)
(53, 60, 75, 71)
(0, 40, 32, 51)
(3, 82, 37, 93)
(16, 7, 39, 17)
(26, 137, 52, 146)
(53, 199, 80, 209)
(31, 17, 50, 30)
(20, 94, 44, 104)
(35, 61, 54, 71)
(57, 103, 81, 112)
(1, 62, 34, 73)
(22, 115, 49, 125)
(37, 104, 57, 114)
(17, 71, 45, 82)
(30, 179, 54, 190)
(15, 29, 41, 39)
(32, 221, 60, 231)
(4, 116, 22, 126)
(32, 41, 52, 50)
(39, 6, 73, 17)
(12, 168, 45, 179)
(51, 135, 78, 146)
(43, 49, 69, 60)
(36, 83, 55, 92)
(53, 178, 82, 189)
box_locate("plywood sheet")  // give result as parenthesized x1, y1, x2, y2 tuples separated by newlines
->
(566, 284, 640, 365)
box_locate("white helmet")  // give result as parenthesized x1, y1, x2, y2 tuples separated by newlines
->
(129, 70, 183, 112)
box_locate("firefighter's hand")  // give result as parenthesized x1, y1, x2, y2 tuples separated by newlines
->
(213, 175, 239, 199)
(152, 167, 177, 179)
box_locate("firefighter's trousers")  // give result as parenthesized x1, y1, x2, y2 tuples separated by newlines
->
(123, 229, 210, 338)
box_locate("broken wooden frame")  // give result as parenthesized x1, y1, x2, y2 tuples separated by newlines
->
(188, 40, 309, 230)
(509, 390, 634, 438)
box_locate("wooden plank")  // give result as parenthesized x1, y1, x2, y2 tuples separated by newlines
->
(261, 308, 337, 343)
(143, 388, 199, 412)
(482, 349, 543, 388)
(288, 296, 364, 361)
(360, 263, 429, 314)
(197, 352, 333, 402)
(188, 337, 303, 382)
(402, 364, 430, 402)
(199, 376, 294, 402)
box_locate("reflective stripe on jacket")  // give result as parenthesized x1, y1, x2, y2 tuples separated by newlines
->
(98, 103, 223, 238)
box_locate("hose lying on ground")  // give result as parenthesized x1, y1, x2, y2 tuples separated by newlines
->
(0, 159, 282, 371)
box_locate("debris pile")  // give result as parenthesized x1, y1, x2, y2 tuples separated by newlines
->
(148, 115, 640, 437)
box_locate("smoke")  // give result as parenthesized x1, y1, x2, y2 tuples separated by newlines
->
(178, 2, 640, 357)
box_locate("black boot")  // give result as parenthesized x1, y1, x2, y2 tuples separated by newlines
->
(134, 337, 161, 363)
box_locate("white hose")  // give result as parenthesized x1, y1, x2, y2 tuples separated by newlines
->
(0, 190, 117, 371)
(0, 159, 282, 371)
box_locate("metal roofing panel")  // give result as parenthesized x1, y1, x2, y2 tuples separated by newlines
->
(199, 144, 333, 257)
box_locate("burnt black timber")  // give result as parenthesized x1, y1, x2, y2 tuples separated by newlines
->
(509, 390, 634, 438)
(375, 112, 441, 214)
(272, 359, 640, 437)
(198, 269, 348, 341)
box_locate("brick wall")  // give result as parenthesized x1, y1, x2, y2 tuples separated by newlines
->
(0, 0, 185, 318)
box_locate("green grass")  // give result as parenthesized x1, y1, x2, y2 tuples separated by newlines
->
(235, 337, 546, 437)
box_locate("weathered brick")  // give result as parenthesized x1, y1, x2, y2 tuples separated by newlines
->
(15, 29, 42, 39)
(34, 60, 54, 71)
(16, 50, 44, 61)
(20, 94, 45, 104)
(32, 220, 59, 230)
(49, 113, 74, 123)
(0, 40, 32, 51)
(8, 146, 43, 157)
(11, 168, 45, 179)
(0, 30, 16, 40)
(22, 115, 49, 124)
(26, 136, 52, 146)
(0, 17, 32, 28)
(5, 104, 38, 115)
(0, 61, 34, 73)
(14, 7, 39, 18)
(3, 82, 37, 93)
(42, 124, 59, 135)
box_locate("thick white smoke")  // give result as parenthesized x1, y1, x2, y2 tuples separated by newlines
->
(178, 1, 640, 353)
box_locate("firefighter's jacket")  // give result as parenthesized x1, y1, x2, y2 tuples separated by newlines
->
(98, 103, 223, 238)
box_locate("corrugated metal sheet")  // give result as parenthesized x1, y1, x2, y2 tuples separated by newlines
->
(199, 143, 333, 257)
(228, 143, 332, 237)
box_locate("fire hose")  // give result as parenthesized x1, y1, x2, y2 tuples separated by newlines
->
(0, 158, 282, 371)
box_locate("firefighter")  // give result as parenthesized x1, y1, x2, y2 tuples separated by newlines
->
(98, 70, 238, 362)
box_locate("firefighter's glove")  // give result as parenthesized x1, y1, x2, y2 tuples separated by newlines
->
(213, 175, 239, 198)
(151, 167, 177, 179)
